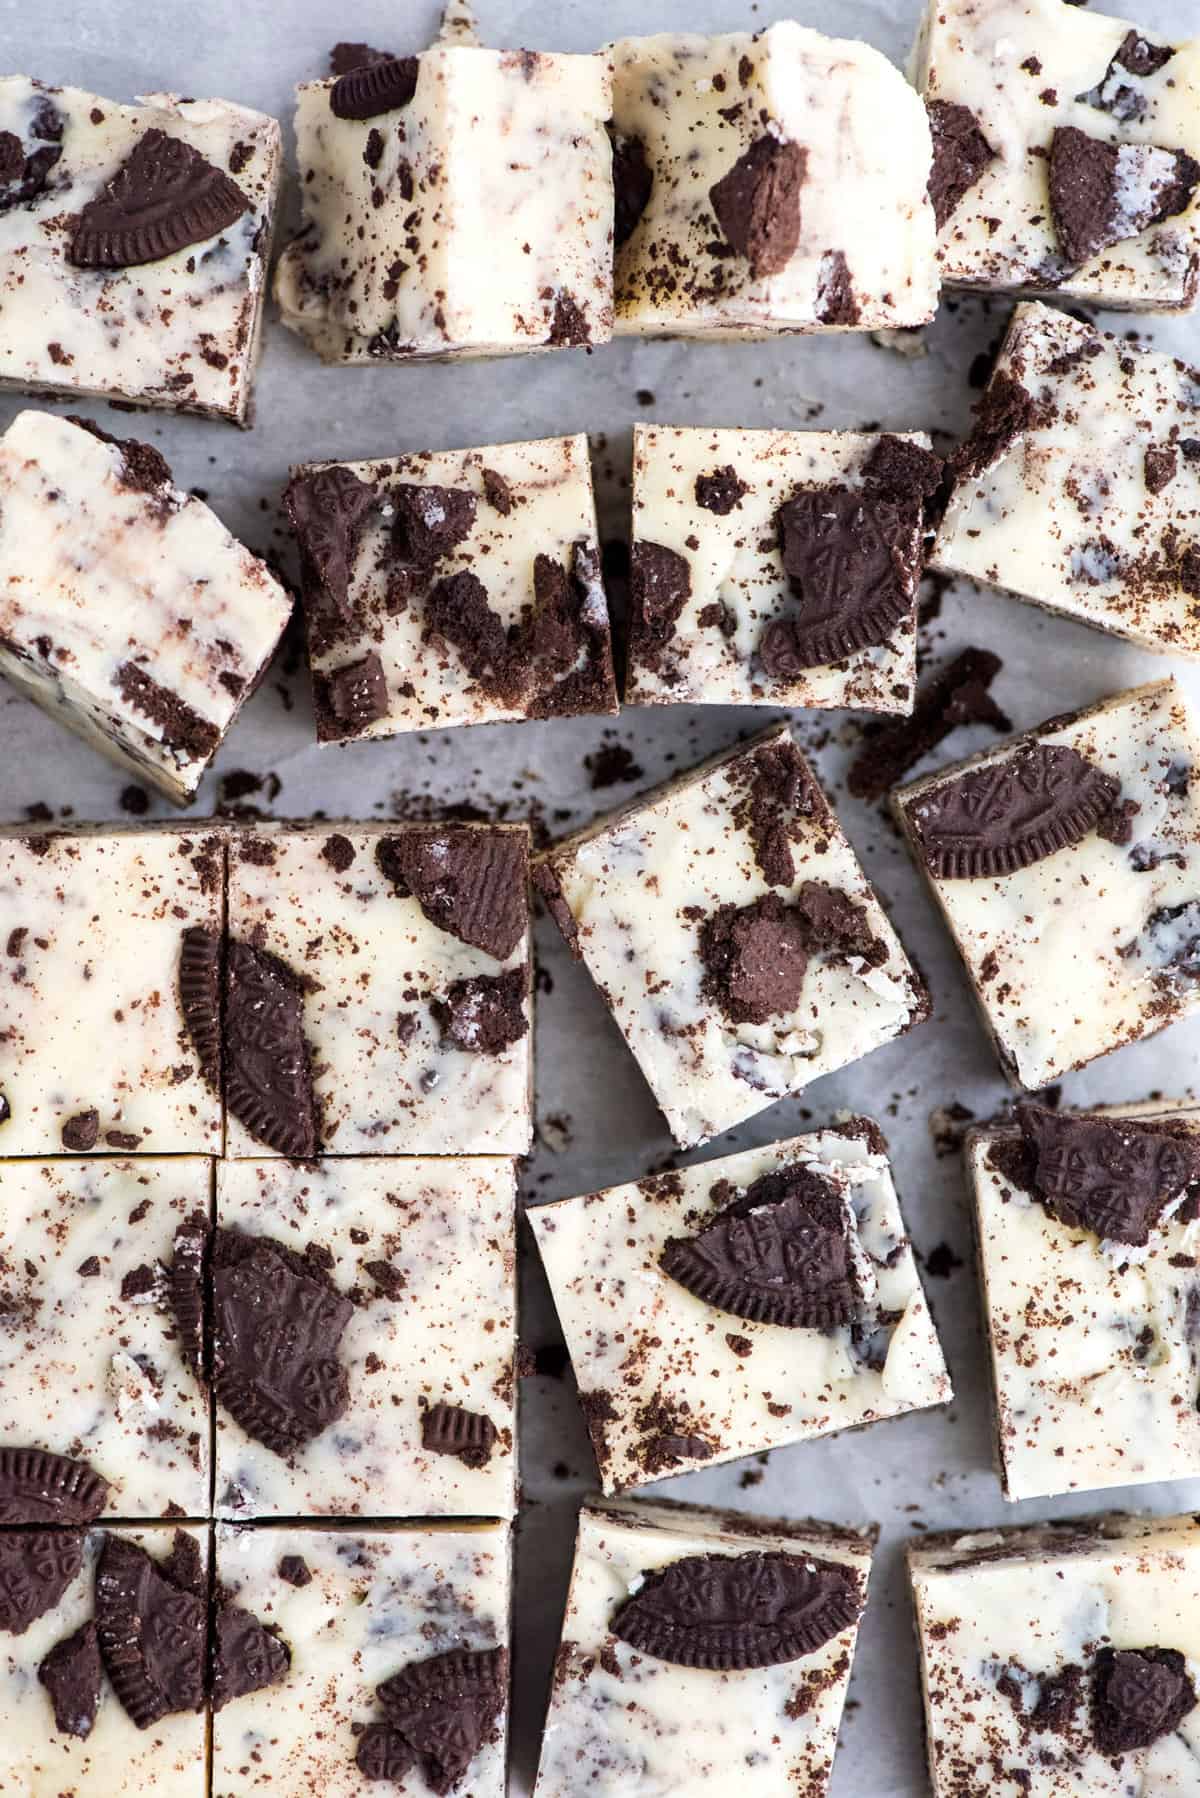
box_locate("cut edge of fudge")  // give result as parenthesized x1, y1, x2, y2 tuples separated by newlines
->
(907, 1507, 1200, 1579)
(580, 1489, 881, 1555)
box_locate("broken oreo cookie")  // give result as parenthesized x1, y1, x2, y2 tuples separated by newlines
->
(375, 829, 527, 961)
(95, 1532, 206, 1727)
(38, 1620, 102, 1739)
(1091, 1646, 1197, 1755)
(910, 742, 1122, 878)
(375, 1645, 508, 1795)
(1016, 1102, 1200, 1247)
(709, 135, 806, 279)
(0, 1447, 109, 1526)
(0, 1529, 84, 1634)
(70, 128, 250, 269)
(224, 938, 319, 1158)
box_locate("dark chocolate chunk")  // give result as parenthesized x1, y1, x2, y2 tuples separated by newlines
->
(1049, 126, 1200, 267)
(331, 55, 419, 121)
(169, 1220, 208, 1382)
(330, 42, 393, 77)
(925, 99, 995, 229)
(224, 938, 318, 1158)
(421, 1401, 497, 1469)
(285, 465, 377, 631)
(95, 1533, 205, 1727)
(432, 966, 529, 1056)
(179, 924, 222, 1093)
(1016, 1102, 1200, 1246)
(324, 651, 389, 732)
(375, 829, 527, 960)
(376, 1646, 508, 1796)
(70, 128, 250, 269)
(211, 1602, 291, 1710)
(0, 1447, 109, 1527)
(115, 663, 221, 762)
(0, 1531, 83, 1634)
(910, 742, 1122, 878)
(38, 1621, 102, 1739)
(278, 1555, 311, 1587)
(709, 135, 806, 278)
(695, 466, 750, 516)
(611, 129, 653, 247)
(629, 540, 692, 669)
(61, 1110, 100, 1152)
(848, 648, 1008, 800)
(698, 893, 810, 1027)
(1091, 1647, 1196, 1754)
(357, 1722, 417, 1782)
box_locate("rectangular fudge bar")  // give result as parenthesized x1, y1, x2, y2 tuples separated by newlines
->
(285, 435, 617, 741)
(213, 1521, 511, 1798)
(275, 40, 612, 362)
(0, 411, 292, 801)
(627, 425, 944, 712)
(535, 1495, 874, 1798)
(893, 678, 1200, 1089)
(910, 1513, 1200, 1797)
(535, 724, 928, 1149)
(934, 303, 1200, 656)
(531, 1120, 950, 1492)
(0, 78, 280, 422)
(912, 0, 1200, 309)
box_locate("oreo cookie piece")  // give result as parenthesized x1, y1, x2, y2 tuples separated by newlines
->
(285, 465, 378, 632)
(698, 893, 810, 1027)
(925, 99, 995, 229)
(375, 829, 527, 961)
(0, 1529, 84, 1634)
(69, 128, 250, 269)
(391, 482, 477, 571)
(38, 1621, 102, 1739)
(1077, 31, 1176, 124)
(376, 1645, 508, 1796)
(432, 967, 530, 1056)
(323, 651, 389, 733)
(709, 136, 806, 278)
(909, 743, 1121, 878)
(224, 938, 319, 1158)
(168, 1219, 209, 1382)
(330, 55, 419, 121)
(695, 465, 750, 516)
(1049, 126, 1200, 268)
(94, 1533, 205, 1727)
(629, 540, 692, 670)
(1016, 1102, 1200, 1247)
(1091, 1646, 1197, 1754)
(0, 1447, 109, 1525)
(211, 1601, 291, 1710)
(611, 129, 653, 247)
(611, 1549, 863, 1669)
(179, 924, 222, 1092)
(356, 1722, 416, 1782)
(421, 1402, 497, 1469)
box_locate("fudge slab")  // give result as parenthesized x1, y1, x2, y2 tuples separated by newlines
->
(214, 1156, 517, 1519)
(0, 828, 224, 1155)
(894, 678, 1200, 1089)
(213, 1521, 511, 1798)
(286, 435, 617, 741)
(910, 1513, 1200, 1797)
(0, 78, 280, 422)
(912, 0, 1200, 310)
(934, 304, 1200, 657)
(531, 1122, 950, 1492)
(275, 42, 612, 363)
(0, 411, 292, 802)
(535, 1495, 874, 1798)
(610, 24, 938, 337)
(536, 725, 928, 1149)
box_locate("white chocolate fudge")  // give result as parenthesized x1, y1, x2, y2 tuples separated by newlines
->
(275, 41, 613, 363)
(535, 1495, 874, 1798)
(0, 411, 292, 802)
(285, 435, 617, 742)
(609, 24, 938, 338)
(934, 304, 1200, 657)
(0, 78, 280, 422)
(0, 827, 224, 1155)
(894, 678, 1200, 1089)
(627, 425, 945, 713)
(910, 1513, 1200, 1797)
(535, 725, 928, 1149)
(222, 825, 532, 1157)
(213, 1521, 511, 1798)
(531, 1121, 950, 1492)
(912, 0, 1200, 310)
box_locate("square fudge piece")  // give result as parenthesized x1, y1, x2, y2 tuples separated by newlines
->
(0, 411, 293, 802)
(531, 1120, 950, 1492)
(626, 425, 944, 713)
(535, 725, 928, 1149)
(275, 40, 612, 362)
(0, 78, 280, 422)
(610, 23, 938, 337)
(285, 434, 617, 742)
(894, 677, 1200, 1088)
(968, 1099, 1200, 1503)
(213, 1521, 511, 1798)
(912, 0, 1200, 310)
(221, 825, 532, 1157)
(934, 304, 1200, 657)
(535, 1495, 874, 1798)
(214, 1156, 517, 1519)
(0, 827, 224, 1155)
(910, 1512, 1200, 1797)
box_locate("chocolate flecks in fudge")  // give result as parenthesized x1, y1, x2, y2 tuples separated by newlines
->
(0, 103, 64, 213)
(709, 136, 806, 279)
(0, 1530, 83, 1634)
(629, 540, 692, 672)
(278, 1554, 312, 1588)
(67, 416, 172, 495)
(1030, 1662, 1085, 1733)
(1091, 1646, 1197, 1754)
(285, 465, 378, 636)
(321, 832, 356, 873)
(0, 1448, 108, 1526)
(695, 465, 749, 516)
(223, 938, 319, 1157)
(38, 1621, 102, 1739)
(95, 1532, 205, 1726)
(179, 924, 223, 1092)
(533, 863, 581, 957)
(611, 129, 653, 248)
(909, 743, 1122, 879)
(847, 648, 1009, 800)
(1048, 126, 1200, 268)
(120, 1263, 157, 1303)
(322, 650, 389, 735)
(115, 663, 221, 761)
(634, 1398, 714, 1476)
(925, 99, 996, 230)
(374, 1646, 508, 1796)
(330, 55, 419, 122)
(952, 370, 1049, 484)
(1015, 1101, 1200, 1246)
(814, 250, 860, 326)
(478, 467, 514, 517)
(211, 1601, 291, 1711)
(699, 893, 810, 1027)
(420, 1400, 498, 1469)
(357, 1722, 416, 1782)
(611, 1550, 862, 1670)
(69, 128, 250, 270)
(169, 1220, 208, 1382)
(61, 1109, 100, 1151)
(375, 829, 527, 960)
(1077, 32, 1177, 125)
(432, 967, 529, 1056)
(546, 292, 592, 348)
(329, 42, 393, 77)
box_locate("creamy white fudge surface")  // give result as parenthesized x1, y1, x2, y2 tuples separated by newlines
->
(536, 725, 928, 1150)
(286, 435, 617, 742)
(530, 1123, 950, 1493)
(224, 825, 532, 1158)
(535, 1495, 874, 1798)
(627, 425, 941, 713)
(894, 678, 1200, 1089)
(275, 43, 612, 363)
(0, 828, 224, 1155)
(610, 24, 938, 338)
(910, 1513, 1200, 1797)
(214, 1156, 517, 1519)
(0, 78, 280, 422)
(212, 1522, 511, 1798)
(0, 411, 292, 802)
(935, 304, 1200, 657)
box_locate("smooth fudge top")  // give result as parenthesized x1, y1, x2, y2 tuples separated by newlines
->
(0, 78, 280, 421)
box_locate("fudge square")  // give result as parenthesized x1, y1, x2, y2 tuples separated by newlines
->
(285, 434, 617, 742)
(934, 303, 1200, 658)
(275, 39, 612, 363)
(894, 677, 1200, 1089)
(912, 0, 1200, 310)
(535, 724, 928, 1149)
(0, 827, 224, 1155)
(910, 1512, 1200, 1797)
(609, 23, 938, 338)
(530, 1121, 950, 1492)
(220, 825, 532, 1157)
(969, 1100, 1200, 1503)
(214, 1156, 517, 1519)
(0, 78, 280, 422)
(212, 1521, 511, 1798)
(626, 425, 944, 713)
(535, 1495, 875, 1797)
(0, 411, 293, 802)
